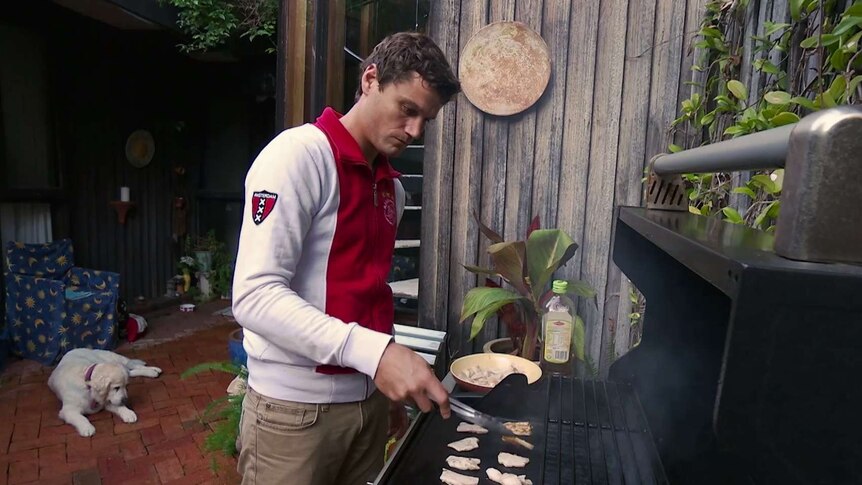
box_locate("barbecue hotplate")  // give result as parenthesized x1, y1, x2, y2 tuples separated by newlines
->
(375, 373, 666, 484)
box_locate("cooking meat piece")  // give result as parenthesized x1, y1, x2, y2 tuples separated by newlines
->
(501, 435, 534, 450)
(447, 437, 479, 452)
(456, 422, 489, 434)
(446, 455, 481, 471)
(486, 467, 533, 485)
(502, 421, 532, 436)
(498, 452, 529, 468)
(440, 468, 479, 485)
(460, 363, 522, 387)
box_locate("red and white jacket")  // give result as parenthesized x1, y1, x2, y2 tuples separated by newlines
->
(232, 107, 405, 403)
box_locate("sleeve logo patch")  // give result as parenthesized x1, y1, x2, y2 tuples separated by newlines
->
(251, 191, 278, 225)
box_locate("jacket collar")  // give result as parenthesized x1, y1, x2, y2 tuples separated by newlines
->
(314, 107, 401, 180)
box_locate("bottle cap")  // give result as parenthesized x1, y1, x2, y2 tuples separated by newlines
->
(552, 280, 568, 294)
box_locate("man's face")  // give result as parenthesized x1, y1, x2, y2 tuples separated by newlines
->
(361, 67, 444, 158)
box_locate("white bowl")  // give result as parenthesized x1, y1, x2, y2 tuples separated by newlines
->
(450, 353, 542, 394)
(179, 303, 196, 312)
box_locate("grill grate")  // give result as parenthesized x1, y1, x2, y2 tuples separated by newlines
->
(374, 374, 666, 484)
(544, 376, 667, 484)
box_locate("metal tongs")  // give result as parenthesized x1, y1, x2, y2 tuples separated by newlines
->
(448, 396, 511, 434)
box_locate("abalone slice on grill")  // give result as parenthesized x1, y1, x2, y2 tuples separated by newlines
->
(446, 455, 481, 471)
(440, 468, 480, 485)
(456, 422, 489, 434)
(498, 452, 529, 468)
(486, 467, 533, 485)
(501, 435, 534, 450)
(502, 421, 532, 436)
(447, 437, 479, 452)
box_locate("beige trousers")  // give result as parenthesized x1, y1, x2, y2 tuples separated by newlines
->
(237, 386, 389, 485)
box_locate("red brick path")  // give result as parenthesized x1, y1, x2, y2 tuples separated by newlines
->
(0, 310, 242, 485)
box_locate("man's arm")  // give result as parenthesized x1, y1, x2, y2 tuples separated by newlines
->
(231, 131, 391, 378)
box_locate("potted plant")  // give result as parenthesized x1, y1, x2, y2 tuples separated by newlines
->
(181, 361, 247, 471)
(209, 244, 234, 300)
(460, 214, 596, 361)
(191, 230, 220, 273)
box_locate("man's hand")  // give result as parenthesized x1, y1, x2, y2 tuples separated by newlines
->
(388, 400, 409, 439)
(374, 342, 451, 419)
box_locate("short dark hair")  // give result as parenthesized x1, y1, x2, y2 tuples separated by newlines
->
(356, 32, 460, 103)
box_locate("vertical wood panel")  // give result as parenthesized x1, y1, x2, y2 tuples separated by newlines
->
(581, 0, 628, 371)
(326, 0, 346, 112)
(446, 0, 488, 356)
(556, 0, 600, 286)
(503, 0, 543, 243)
(609, 0, 659, 370)
(419, 0, 460, 336)
(478, 0, 516, 346)
(530, 0, 572, 231)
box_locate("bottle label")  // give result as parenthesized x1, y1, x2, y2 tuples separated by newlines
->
(544, 320, 572, 364)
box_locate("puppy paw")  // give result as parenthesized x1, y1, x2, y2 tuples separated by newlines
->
(144, 367, 162, 378)
(119, 408, 138, 423)
(77, 423, 96, 437)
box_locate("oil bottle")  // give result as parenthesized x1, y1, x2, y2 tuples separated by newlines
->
(541, 280, 576, 375)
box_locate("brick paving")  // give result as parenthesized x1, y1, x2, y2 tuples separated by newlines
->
(0, 302, 242, 485)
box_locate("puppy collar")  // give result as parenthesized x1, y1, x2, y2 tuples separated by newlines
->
(84, 364, 97, 383)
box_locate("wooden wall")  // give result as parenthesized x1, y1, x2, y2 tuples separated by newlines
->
(420, 0, 711, 372)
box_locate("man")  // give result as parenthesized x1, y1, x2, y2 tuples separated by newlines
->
(232, 32, 461, 485)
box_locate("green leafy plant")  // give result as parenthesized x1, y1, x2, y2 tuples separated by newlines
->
(671, 0, 861, 231)
(160, 0, 278, 53)
(181, 361, 247, 470)
(460, 214, 596, 361)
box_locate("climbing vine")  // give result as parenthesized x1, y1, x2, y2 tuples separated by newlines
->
(671, 0, 862, 231)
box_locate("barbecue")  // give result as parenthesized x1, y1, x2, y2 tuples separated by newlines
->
(375, 105, 862, 484)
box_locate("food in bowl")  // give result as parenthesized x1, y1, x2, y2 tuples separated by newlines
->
(450, 353, 542, 393)
(460, 363, 521, 388)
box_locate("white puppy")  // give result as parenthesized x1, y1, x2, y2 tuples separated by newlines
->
(47, 348, 162, 437)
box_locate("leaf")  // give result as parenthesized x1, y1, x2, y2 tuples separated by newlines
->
(751, 174, 780, 194)
(688, 206, 701, 215)
(790, 0, 804, 20)
(566, 279, 597, 299)
(471, 300, 514, 340)
(754, 201, 780, 229)
(831, 14, 862, 37)
(701, 26, 723, 38)
(721, 207, 745, 224)
(845, 31, 862, 52)
(727, 80, 748, 100)
(764, 21, 790, 36)
(699, 111, 716, 126)
(472, 211, 504, 244)
(724, 125, 746, 136)
(754, 59, 782, 75)
(847, 4, 862, 16)
(764, 90, 792, 105)
(487, 241, 530, 296)
(459, 286, 523, 323)
(817, 91, 837, 108)
(800, 34, 840, 48)
(732, 186, 757, 199)
(668, 143, 684, 153)
(771, 169, 785, 192)
(770, 111, 801, 126)
(848, 75, 862, 96)
(463, 265, 498, 276)
(526, 229, 578, 303)
(572, 315, 586, 361)
(829, 50, 848, 71)
(829, 76, 847, 102)
(790, 96, 817, 110)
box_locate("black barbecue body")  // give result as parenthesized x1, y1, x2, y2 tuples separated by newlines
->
(611, 207, 862, 484)
(376, 206, 861, 484)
